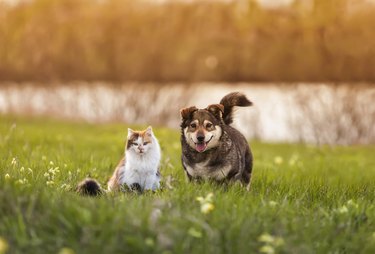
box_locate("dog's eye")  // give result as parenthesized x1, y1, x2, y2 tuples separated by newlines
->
(190, 123, 197, 128)
(206, 123, 213, 128)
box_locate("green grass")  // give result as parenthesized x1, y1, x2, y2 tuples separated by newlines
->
(1, 116, 375, 254)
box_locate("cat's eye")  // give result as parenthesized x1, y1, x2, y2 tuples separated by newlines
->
(190, 123, 197, 129)
(132, 142, 138, 146)
(206, 123, 213, 128)
(143, 142, 148, 145)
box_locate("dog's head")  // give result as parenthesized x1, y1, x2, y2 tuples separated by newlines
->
(180, 104, 224, 153)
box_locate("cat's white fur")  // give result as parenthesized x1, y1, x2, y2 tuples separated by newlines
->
(109, 127, 161, 191)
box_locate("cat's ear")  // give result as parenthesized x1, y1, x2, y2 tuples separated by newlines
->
(180, 106, 198, 120)
(127, 128, 134, 138)
(146, 126, 153, 136)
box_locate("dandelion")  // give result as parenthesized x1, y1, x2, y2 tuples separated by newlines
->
(196, 193, 215, 214)
(201, 203, 215, 214)
(0, 236, 9, 254)
(4, 174, 10, 180)
(20, 167, 25, 172)
(49, 161, 54, 165)
(44, 172, 50, 178)
(274, 156, 283, 165)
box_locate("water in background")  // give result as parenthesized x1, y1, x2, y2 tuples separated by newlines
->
(0, 83, 374, 145)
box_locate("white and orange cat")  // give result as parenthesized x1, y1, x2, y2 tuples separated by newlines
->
(77, 126, 161, 195)
(108, 126, 161, 192)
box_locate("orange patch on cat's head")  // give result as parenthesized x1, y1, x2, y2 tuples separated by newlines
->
(127, 126, 154, 143)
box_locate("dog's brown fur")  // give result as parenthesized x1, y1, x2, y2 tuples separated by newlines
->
(180, 92, 253, 188)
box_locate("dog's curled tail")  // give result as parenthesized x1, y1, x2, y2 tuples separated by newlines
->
(220, 92, 252, 125)
(76, 178, 103, 196)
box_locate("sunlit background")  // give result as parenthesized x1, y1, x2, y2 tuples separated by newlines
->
(0, 0, 374, 144)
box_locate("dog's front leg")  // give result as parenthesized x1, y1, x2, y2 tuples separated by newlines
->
(232, 172, 251, 191)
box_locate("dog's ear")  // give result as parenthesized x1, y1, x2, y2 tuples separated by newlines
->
(206, 104, 224, 120)
(180, 106, 198, 120)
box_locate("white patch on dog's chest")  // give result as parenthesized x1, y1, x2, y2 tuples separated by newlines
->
(185, 160, 231, 180)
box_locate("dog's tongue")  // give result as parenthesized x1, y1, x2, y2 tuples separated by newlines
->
(196, 143, 207, 152)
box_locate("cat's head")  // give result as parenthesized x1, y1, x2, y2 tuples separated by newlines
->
(126, 126, 155, 155)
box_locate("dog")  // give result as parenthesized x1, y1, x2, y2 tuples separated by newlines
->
(180, 92, 253, 189)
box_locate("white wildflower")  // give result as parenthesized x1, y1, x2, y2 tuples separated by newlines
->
(11, 158, 17, 165)
(338, 206, 348, 214)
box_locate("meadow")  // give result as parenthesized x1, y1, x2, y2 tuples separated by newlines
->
(1, 115, 375, 254)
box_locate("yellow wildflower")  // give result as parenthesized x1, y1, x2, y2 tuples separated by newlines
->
(201, 203, 215, 214)
(259, 245, 275, 254)
(58, 248, 75, 254)
(274, 156, 283, 165)
(0, 237, 9, 254)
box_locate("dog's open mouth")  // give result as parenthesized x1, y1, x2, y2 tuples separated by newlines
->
(193, 136, 213, 153)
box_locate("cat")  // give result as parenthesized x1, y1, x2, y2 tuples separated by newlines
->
(77, 126, 161, 196)
(108, 126, 161, 192)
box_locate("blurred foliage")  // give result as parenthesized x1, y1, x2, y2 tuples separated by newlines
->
(0, 0, 375, 82)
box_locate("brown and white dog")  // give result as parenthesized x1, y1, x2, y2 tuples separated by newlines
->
(180, 92, 253, 189)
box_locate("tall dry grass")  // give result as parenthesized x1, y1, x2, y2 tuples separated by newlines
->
(0, 0, 375, 82)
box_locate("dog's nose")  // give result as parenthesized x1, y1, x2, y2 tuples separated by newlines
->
(197, 134, 205, 142)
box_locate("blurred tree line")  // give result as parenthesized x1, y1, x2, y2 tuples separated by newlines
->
(0, 0, 374, 82)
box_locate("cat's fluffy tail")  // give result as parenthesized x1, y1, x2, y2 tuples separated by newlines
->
(76, 178, 103, 196)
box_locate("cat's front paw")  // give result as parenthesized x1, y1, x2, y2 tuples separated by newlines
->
(129, 183, 142, 194)
(120, 183, 144, 194)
